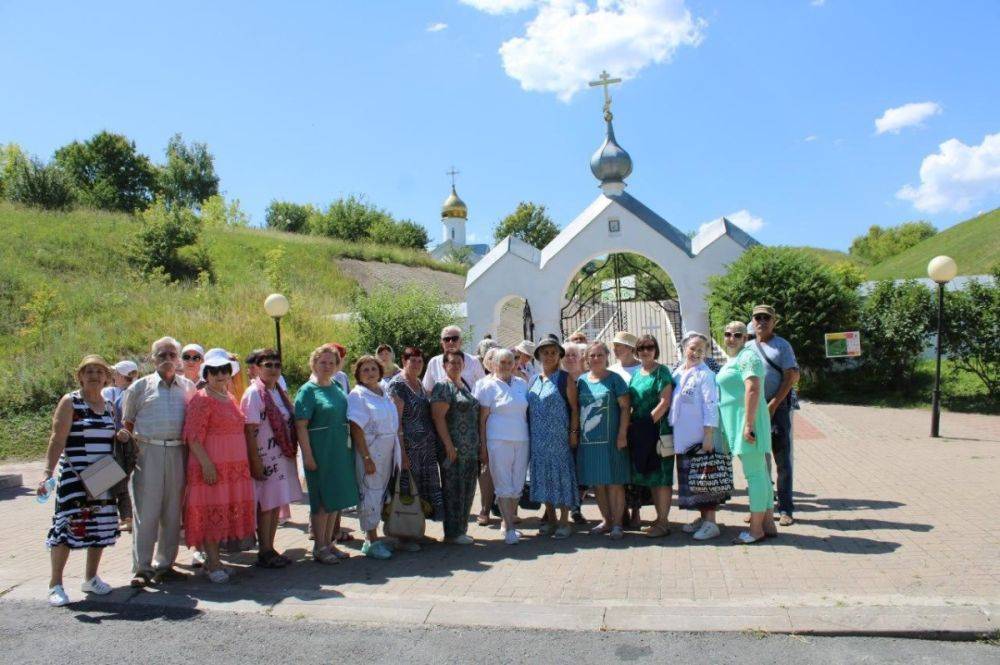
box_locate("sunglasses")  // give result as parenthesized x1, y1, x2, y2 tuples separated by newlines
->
(753, 314, 772, 322)
(259, 361, 282, 369)
(182, 354, 202, 361)
(635, 345, 656, 352)
(441, 335, 460, 343)
(724, 332, 744, 339)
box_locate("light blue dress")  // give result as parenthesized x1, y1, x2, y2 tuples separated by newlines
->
(527, 371, 579, 508)
(576, 372, 631, 486)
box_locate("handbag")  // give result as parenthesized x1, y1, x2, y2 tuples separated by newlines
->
(656, 433, 675, 457)
(383, 470, 426, 539)
(66, 454, 127, 499)
(687, 450, 733, 494)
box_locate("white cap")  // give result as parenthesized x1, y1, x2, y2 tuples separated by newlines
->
(201, 348, 240, 380)
(181, 343, 205, 358)
(113, 360, 139, 375)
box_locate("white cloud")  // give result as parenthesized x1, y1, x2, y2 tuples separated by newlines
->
(875, 101, 942, 135)
(896, 132, 1000, 213)
(427, 22, 449, 32)
(811, 0, 826, 6)
(698, 209, 765, 236)
(465, 0, 705, 102)
(459, 0, 537, 13)
(803, 134, 818, 142)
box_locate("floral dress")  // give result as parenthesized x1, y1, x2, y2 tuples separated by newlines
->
(387, 374, 443, 520)
(527, 371, 579, 508)
(430, 379, 480, 539)
(576, 373, 631, 486)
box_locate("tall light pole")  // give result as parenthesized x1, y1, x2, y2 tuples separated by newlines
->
(927, 255, 957, 438)
(264, 293, 290, 360)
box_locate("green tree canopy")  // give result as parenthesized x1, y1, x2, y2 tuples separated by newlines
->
(54, 131, 157, 213)
(942, 264, 1000, 400)
(858, 279, 934, 390)
(349, 285, 452, 363)
(265, 200, 313, 233)
(309, 195, 392, 242)
(493, 202, 559, 249)
(849, 221, 937, 264)
(158, 133, 219, 209)
(708, 246, 858, 373)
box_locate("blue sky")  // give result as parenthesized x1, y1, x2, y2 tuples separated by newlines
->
(2, 0, 998, 251)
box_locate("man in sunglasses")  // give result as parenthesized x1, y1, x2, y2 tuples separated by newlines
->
(422, 325, 485, 393)
(748, 305, 799, 526)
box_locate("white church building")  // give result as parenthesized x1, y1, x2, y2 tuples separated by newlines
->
(428, 177, 489, 264)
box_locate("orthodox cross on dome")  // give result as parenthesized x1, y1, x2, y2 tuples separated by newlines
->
(588, 70, 622, 122)
(446, 166, 460, 188)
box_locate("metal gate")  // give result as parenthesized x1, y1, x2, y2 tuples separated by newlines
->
(560, 253, 683, 364)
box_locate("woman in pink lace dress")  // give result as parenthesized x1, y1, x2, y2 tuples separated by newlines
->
(182, 350, 256, 583)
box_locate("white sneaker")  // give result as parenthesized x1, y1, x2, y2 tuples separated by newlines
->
(448, 534, 474, 545)
(81, 576, 112, 595)
(207, 569, 229, 584)
(692, 521, 721, 540)
(191, 550, 206, 568)
(682, 518, 703, 534)
(48, 585, 70, 607)
(505, 529, 520, 545)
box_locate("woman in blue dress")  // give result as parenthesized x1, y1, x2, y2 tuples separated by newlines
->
(527, 337, 580, 539)
(576, 341, 631, 540)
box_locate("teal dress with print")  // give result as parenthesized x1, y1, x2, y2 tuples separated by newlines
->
(576, 372, 630, 485)
(629, 364, 675, 487)
(294, 381, 359, 514)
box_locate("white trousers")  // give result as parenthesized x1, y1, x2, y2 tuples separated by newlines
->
(354, 432, 396, 532)
(487, 438, 529, 499)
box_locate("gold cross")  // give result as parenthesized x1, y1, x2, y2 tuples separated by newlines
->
(588, 70, 622, 122)
(446, 166, 460, 188)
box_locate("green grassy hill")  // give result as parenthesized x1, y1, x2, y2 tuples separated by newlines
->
(0, 203, 460, 459)
(787, 246, 865, 267)
(865, 208, 1000, 280)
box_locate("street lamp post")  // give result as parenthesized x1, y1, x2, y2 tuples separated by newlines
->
(264, 293, 290, 360)
(927, 256, 957, 438)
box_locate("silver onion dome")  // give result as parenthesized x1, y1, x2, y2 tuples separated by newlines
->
(590, 119, 632, 184)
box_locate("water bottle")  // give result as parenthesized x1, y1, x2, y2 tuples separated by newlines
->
(36, 477, 56, 504)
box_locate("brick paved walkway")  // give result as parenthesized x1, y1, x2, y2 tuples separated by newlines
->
(2, 402, 998, 632)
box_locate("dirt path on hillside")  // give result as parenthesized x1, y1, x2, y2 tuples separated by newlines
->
(336, 259, 466, 302)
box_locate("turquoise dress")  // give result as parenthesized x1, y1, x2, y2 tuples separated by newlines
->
(629, 364, 675, 487)
(576, 372, 630, 486)
(716, 347, 772, 457)
(527, 371, 579, 508)
(294, 381, 359, 514)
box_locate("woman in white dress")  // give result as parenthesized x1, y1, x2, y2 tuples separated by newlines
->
(347, 355, 401, 560)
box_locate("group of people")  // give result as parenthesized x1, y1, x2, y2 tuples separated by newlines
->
(39, 305, 799, 607)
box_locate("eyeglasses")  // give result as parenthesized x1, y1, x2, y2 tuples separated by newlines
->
(259, 361, 282, 369)
(154, 351, 178, 359)
(724, 332, 744, 339)
(182, 354, 202, 362)
(753, 314, 772, 322)
(635, 345, 656, 352)
(441, 335, 460, 343)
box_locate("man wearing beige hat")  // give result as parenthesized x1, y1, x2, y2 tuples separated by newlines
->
(120, 336, 196, 586)
(748, 304, 799, 526)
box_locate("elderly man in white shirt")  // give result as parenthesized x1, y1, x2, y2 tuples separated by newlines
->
(422, 325, 485, 393)
(120, 336, 195, 587)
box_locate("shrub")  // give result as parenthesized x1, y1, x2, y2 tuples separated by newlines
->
(942, 265, 1000, 400)
(131, 201, 214, 282)
(349, 286, 452, 363)
(54, 131, 158, 213)
(857, 279, 933, 390)
(309, 195, 391, 242)
(201, 194, 249, 228)
(369, 218, 430, 250)
(708, 246, 858, 373)
(265, 200, 312, 233)
(2, 156, 75, 210)
(849, 221, 936, 264)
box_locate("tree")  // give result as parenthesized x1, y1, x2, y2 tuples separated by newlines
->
(158, 133, 219, 209)
(349, 285, 452, 363)
(857, 280, 934, 390)
(0, 143, 29, 199)
(265, 200, 312, 233)
(309, 195, 392, 242)
(54, 131, 157, 213)
(369, 218, 430, 250)
(2, 153, 75, 210)
(942, 265, 1000, 400)
(131, 201, 214, 282)
(493, 202, 559, 249)
(708, 246, 858, 373)
(849, 221, 937, 264)
(200, 194, 249, 228)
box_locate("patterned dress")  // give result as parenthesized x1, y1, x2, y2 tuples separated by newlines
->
(430, 380, 480, 539)
(387, 374, 444, 521)
(241, 383, 303, 513)
(46, 392, 121, 549)
(629, 364, 675, 487)
(576, 373, 631, 486)
(181, 390, 256, 549)
(527, 371, 579, 508)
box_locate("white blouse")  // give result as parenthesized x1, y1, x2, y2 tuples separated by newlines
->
(347, 385, 401, 466)
(476, 376, 529, 442)
(669, 362, 720, 453)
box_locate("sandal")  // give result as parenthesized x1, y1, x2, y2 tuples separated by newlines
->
(256, 550, 286, 569)
(335, 531, 355, 543)
(476, 513, 491, 526)
(312, 547, 340, 565)
(644, 524, 670, 538)
(731, 531, 764, 545)
(130, 571, 153, 588)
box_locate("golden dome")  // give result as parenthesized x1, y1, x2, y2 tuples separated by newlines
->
(441, 185, 468, 219)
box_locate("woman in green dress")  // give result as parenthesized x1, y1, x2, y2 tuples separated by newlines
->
(628, 334, 675, 538)
(576, 341, 631, 540)
(716, 321, 777, 544)
(295, 346, 358, 564)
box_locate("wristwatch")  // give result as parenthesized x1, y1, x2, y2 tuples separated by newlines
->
(363, 454, 372, 461)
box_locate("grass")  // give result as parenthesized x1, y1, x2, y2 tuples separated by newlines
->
(865, 208, 1000, 280)
(788, 246, 866, 268)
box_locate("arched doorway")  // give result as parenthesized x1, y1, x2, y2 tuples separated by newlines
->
(561, 252, 683, 364)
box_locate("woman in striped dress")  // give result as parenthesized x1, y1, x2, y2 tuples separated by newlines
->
(39, 355, 121, 607)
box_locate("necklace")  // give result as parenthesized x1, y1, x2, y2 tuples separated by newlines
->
(206, 386, 229, 400)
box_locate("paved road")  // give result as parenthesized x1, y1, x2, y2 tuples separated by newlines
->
(1, 601, 996, 664)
